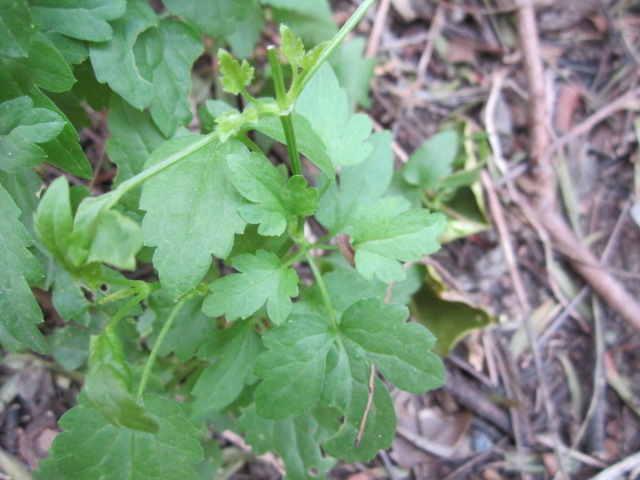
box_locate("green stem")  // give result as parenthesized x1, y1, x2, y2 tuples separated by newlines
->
(304, 249, 339, 331)
(108, 131, 219, 207)
(290, 0, 377, 100)
(268, 46, 302, 176)
(136, 292, 194, 400)
(106, 291, 148, 330)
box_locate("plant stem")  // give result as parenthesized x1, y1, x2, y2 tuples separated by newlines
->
(267, 46, 302, 176)
(290, 0, 377, 100)
(136, 292, 194, 400)
(304, 249, 339, 332)
(106, 291, 148, 330)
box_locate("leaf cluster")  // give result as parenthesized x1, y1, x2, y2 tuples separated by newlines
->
(0, 1, 486, 478)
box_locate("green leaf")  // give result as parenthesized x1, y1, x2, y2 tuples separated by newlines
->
(266, 0, 337, 45)
(280, 25, 305, 71)
(215, 106, 258, 142)
(191, 320, 263, 413)
(0, 167, 42, 237)
(402, 129, 460, 190)
(228, 152, 318, 235)
(35, 178, 143, 271)
(34, 176, 73, 263)
(203, 250, 299, 325)
(139, 136, 248, 298)
(163, 0, 254, 37)
(0, 96, 65, 172)
(106, 96, 165, 209)
(21, 38, 76, 93)
(348, 196, 446, 283)
(238, 405, 338, 480)
(48, 323, 91, 371)
(146, 290, 215, 362)
(0, 0, 37, 57)
(253, 313, 334, 419)
(217, 49, 254, 96)
(29, 0, 127, 42)
(134, 19, 203, 137)
(321, 342, 396, 463)
(329, 39, 375, 109)
(0, 184, 47, 353)
(340, 298, 444, 393)
(295, 63, 372, 170)
(226, 1, 263, 58)
(317, 130, 393, 233)
(43, 394, 203, 480)
(89, 0, 157, 110)
(52, 265, 91, 326)
(83, 328, 159, 433)
(255, 113, 334, 177)
(410, 266, 495, 356)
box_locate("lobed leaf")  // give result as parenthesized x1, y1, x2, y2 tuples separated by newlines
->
(228, 152, 318, 236)
(217, 48, 255, 96)
(295, 63, 372, 170)
(41, 394, 203, 480)
(402, 129, 460, 190)
(29, 0, 127, 42)
(191, 320, 263, 414)
(163, 0, 254, 37)
(133, 19, 203, 137)
(348, 196, 446, 283)
(202, 250, 299, 325)
(238, 405, 338, 480)
(139, 136, 247, 298)
(0, 184, 47, 353)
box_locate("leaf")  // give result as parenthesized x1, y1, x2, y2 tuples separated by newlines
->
(215, 106, 258, 142)
(202, 250, 299, 325)
(42, 394, 203, 480)
(83, 328, 159, 433)
(0, 96, 65, 172)
(29, 0, 127, 42)
(0, 67, 92, 178)
(134, 19, 203, 137)
(163, 0, 255, 37)
(339, 298, 444, 393)
(238, 405, 338, 480)
(48, 323, 91, 371)
(106, 96, 165, 209)
(89, 0, 157, 110)
(329, 39, 375, 109)
(226, 2, 264, 58)
(191, 320, 263, 413)
(402, 129, 460, 190)
(217, 48, 254, 96)
(0, 184, 47, 353)
(266, 0, 337, 46)
(410, 265, 495, 356)
(253, 313, 334, 419)
(316, 131, 393, 233)
(20, 38, 76, 93)
(35, 178, 143, 271)
(295, 63, 372, 171)
(321, 343, 396, 463)
(139, 136, 248, 298)
(255, 113, 334, 177)
(228, 152, 318, 235)
(253, 297, 445, 461)
(0, 0, 37, 57)
(348, 196, 446, 283)
(280, 25, 305, 71)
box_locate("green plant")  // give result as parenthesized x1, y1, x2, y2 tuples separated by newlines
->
(0, 1, 456, 478)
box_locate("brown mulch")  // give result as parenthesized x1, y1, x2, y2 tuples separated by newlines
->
(2, 0, 640, 479)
